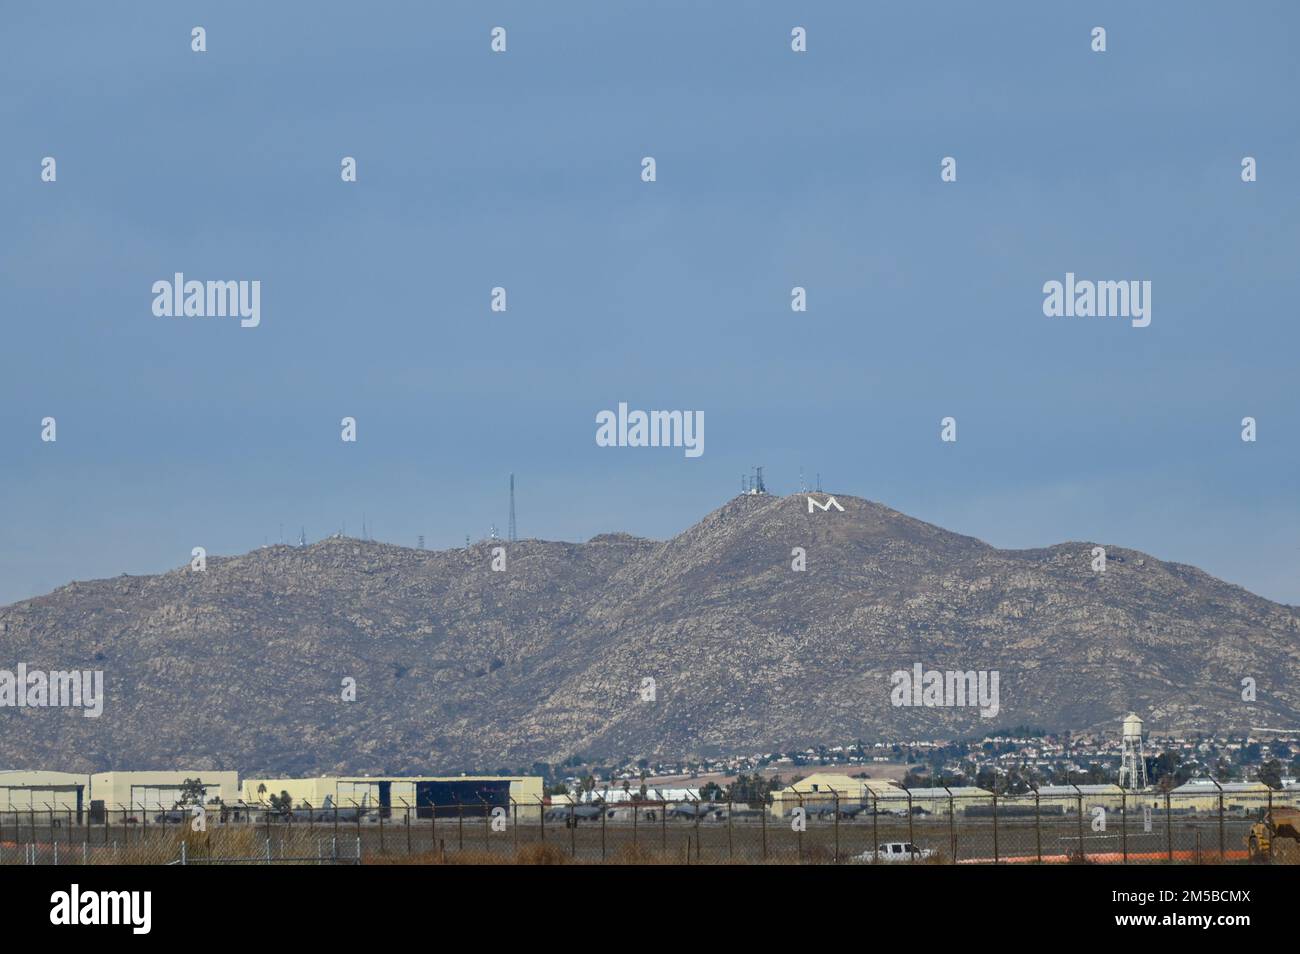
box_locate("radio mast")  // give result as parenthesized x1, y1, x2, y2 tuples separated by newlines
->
(508, 474, 517, 543)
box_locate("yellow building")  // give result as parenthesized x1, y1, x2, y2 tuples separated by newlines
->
(242, 775, 544, 816)
(877, 786, 994, 815)
(0, 771, 89, 820)
(1164, 779, 1285, 813)
(88, 770, 240, 816)
(1034, 784, 1126, 813)
(769, 773, 902, 817)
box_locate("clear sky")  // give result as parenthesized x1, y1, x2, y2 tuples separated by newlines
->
(2, 1, 1297, 606)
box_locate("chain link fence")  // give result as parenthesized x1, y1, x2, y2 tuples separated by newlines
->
(2, 788, 1296, 864)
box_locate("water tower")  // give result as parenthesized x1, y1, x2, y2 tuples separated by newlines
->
(1118, 712, 1147, 790)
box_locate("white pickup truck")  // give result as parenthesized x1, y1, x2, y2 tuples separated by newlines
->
(853, 842, 936, 863)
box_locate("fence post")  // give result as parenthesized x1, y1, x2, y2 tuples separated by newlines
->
(402, 800, 411, 855)
(943, 785, 955, 864)
(872, 791, 879, 865)
(796, 792, 804, 863)
(1076, 785, 1088, 863)
(831, 788, 840, 864)
(991, 792, 999, 864)
(460, 802, 466, 853)
(567, 800, 575, 858)
(1165, 789, 1173, 862)
(1032, 785, 1041, 864)
(1210, 778, 1225, 863)
(1267, 786, 1273, 860)
(906, 789, 915, 861)
(660, 797, 667, 850)
(728, 799, 734, 861)
(601, 801, 607, 861)
(692, 797, 701, 864)
(761, 797, 767, 860)
(1121, 791, 1128, 864)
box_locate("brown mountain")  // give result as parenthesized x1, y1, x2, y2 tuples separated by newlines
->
(1, 493, 1297, 775)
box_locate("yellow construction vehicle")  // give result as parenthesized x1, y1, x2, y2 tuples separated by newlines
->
(1246, 807, 1300, 860)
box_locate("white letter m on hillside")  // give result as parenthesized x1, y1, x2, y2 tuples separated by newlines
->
(807, 495, 845, 513)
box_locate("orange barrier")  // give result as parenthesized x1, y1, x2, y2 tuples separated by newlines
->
(959, 849, 1249, 864)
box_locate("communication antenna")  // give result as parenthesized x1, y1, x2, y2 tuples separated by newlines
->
(298, 526, 306, 547)
(417, 534, 425, 550)
(799, 468, 807, 493)
(508, 474, 517, 543)
(755, 466, 766, 494)
(816, 473, 822, 493)
(489, 524, 499, 541)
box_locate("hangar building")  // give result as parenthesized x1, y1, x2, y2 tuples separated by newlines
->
(0, 771, 89, 821)
(769, 773, 903, 817)
(88, 770, 241, 819)
(242, 775, 545, 817)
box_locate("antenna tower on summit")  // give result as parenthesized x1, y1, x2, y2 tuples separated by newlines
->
(508, 473, 517, 543)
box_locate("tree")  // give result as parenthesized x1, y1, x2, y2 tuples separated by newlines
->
(268, 791, 294, 815)
(175, 778, 207, 808)
(1258, 759, 1283, 790)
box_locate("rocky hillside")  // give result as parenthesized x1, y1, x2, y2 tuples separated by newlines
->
(1, 493, 1297, 774)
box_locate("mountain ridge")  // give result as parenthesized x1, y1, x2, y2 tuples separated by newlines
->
(2, 492, 1297, 775)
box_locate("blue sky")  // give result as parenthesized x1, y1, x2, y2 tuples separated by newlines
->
(2, 1, 1297, 605)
